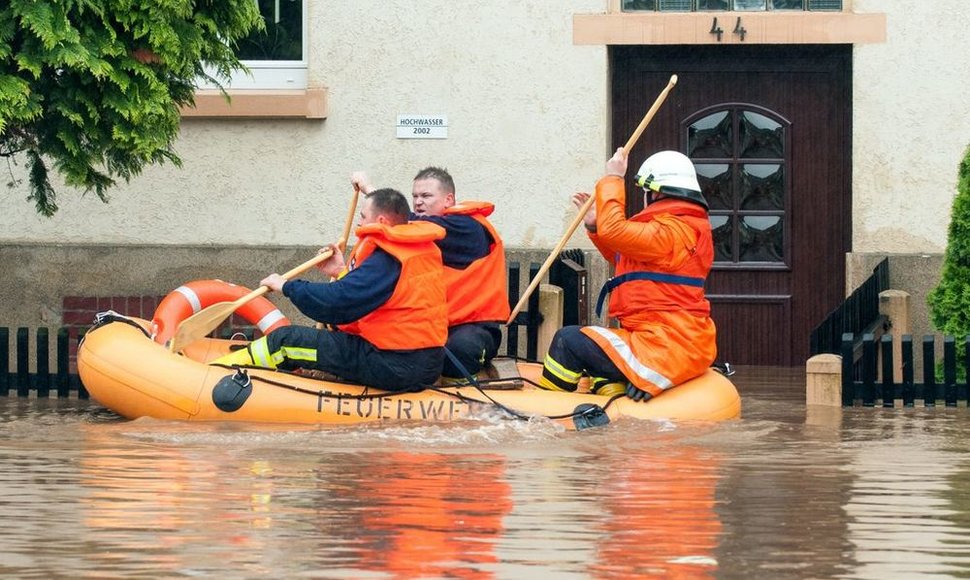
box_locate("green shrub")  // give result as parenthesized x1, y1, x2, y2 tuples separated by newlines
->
(928, 143, 970, 338)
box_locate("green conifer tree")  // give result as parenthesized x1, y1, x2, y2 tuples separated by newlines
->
(0, 0, 262, 216)
(928, 143, 970, 336)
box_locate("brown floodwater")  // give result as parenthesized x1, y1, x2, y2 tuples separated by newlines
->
(2, 366, 970, 578)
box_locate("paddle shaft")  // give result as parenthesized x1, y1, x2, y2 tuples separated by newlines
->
(506, 74, 678, 325)
(315, 184, 361, 330)
(168, 248, 336, 352)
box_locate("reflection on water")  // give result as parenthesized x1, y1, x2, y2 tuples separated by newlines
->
(3, 367, 970, 577)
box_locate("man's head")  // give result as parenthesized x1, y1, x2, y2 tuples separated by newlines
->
(633, 150, 708, 209)
(411, 166, 456, 216)
(360, 188, 410, 227)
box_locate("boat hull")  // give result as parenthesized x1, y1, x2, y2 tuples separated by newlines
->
(77, 318, 741, 428)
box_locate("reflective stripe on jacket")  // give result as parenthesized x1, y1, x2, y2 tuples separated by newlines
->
(441, 202, 511, 325)
(339, 221, 448, 350)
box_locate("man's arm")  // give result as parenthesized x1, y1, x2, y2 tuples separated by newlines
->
(282, 250, 400, 324)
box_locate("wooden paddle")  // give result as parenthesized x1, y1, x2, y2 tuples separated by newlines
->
(167, 248, 336, 353)
(506, 74, 679, 325)
(315, 184, 361, 330)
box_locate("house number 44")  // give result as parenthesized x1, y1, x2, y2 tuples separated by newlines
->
(710, 17, 747, 42)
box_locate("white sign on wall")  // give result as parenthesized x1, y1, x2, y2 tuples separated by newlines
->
(397, 115, 448, 139)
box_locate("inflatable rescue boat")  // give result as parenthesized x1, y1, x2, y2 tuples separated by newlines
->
(76, 281, 741, 430)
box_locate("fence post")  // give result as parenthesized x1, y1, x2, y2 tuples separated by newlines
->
(806, 353, 842, 406)
(537, 284, 563, 361)
(879, 289, 910, 383)
(36, 328, 50, 398)
(17, 327, 29, 397)
(922, 336, 936, 406)
(902, 335, 914, 407)
(0, 327, 8, 396)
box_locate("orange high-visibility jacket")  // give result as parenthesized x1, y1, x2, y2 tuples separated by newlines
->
(339, 221, 448, 350)
(582, 175, 717, 396)
(441, 202, 511, 325)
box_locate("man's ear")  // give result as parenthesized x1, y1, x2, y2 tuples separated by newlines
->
(446, 192, 456, 207)
(376, 214, 388, 226)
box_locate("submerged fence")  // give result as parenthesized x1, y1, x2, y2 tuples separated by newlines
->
(2, 255, 589, 398)
(839, 332, 970, 407)
(0, 327, 87, 398)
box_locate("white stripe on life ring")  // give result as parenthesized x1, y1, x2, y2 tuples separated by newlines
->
(174, 285, 203, 313)
(585, 326, 674, 391)
(256, 309, 286, 333)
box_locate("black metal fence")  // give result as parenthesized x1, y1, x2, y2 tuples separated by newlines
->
(2, 255, 590, 398)
(810, 257, 890, 359)
(0, 327, 87, 398)
(840, 332, 970, 407)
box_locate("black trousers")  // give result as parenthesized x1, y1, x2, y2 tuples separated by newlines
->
(546, 325, 626, 382)
(265, 326, 444, 392)
(441, 322, 502, 378)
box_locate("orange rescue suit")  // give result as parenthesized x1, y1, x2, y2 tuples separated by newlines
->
(583, 175, 717, 397)
(441, 202, 511, 325)
(339, 221, 448, 350)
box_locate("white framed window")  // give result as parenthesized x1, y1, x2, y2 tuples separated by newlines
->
(201, 0, 307, 90)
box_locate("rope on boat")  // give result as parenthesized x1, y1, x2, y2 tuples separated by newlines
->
(209, 360, 622, 426)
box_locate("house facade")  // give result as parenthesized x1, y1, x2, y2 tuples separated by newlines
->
(2, 0, 967, 365)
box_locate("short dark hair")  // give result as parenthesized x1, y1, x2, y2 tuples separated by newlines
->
(365, 188, 410, 225)
(413, 166, 455, 194)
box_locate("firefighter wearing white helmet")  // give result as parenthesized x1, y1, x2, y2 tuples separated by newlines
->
(634, 150, 709, 209)
(538, 147, 718, 401)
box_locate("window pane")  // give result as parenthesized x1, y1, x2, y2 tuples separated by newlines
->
(696, 164, 732, 210)
(658, 0, 694, 11)
(710, 215, 733, 261)
(688, 112, 732, 158)
(733, 0, 767, 9)
(770, 0, 804, 9)
(740, 164, 784, 210)
(697, 0, 730, 9)
(807, 0, 842, 10)
(622, 0, 658, 9)
(739, 216, 783, 261)
(237, 0, 303, 61)
(739, 111, 783, 158)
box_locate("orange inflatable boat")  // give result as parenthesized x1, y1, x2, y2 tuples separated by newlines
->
(78, 318, 740, 431)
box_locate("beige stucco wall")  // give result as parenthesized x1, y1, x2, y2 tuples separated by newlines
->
(852, 0, 970, 253)
(1, 0, 609, 250)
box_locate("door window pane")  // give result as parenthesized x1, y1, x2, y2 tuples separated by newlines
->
(688, 112, 732, 158)
(710, 215, 734, 261)
(740, 164, 784, 210)
(739, 216, 783, 261)
(696, 164, 732, 210)
(739, 111, 784, 158)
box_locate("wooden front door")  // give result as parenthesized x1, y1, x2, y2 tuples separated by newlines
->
(610, 45, 851, 366)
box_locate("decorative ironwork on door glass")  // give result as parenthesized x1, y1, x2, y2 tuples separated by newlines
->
(686, 106, 790, 267)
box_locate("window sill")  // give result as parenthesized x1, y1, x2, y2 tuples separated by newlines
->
(573, 11, 885, 45)
(180, 88, 328, 119)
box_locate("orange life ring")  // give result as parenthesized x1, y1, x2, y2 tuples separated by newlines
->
(151, 279, 290, 345)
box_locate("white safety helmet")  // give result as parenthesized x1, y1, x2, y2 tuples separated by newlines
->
(633, 150, 708, 209)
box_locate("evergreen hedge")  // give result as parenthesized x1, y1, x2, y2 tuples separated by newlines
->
(928, 143, 970, 336)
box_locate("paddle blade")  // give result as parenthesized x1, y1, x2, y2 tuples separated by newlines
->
(167, 300, 240, 353)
